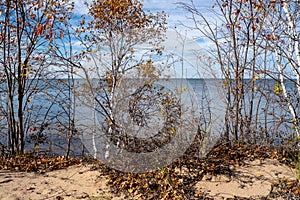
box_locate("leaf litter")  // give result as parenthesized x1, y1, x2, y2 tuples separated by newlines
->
(0, 142, 299, 199)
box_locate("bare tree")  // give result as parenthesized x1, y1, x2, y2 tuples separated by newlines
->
(260, 0, 300, 137)
(0, 0, 74, 154)
(180, 0, 269, 142)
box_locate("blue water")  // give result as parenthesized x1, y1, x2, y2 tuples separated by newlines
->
(0, 79, 298, 156)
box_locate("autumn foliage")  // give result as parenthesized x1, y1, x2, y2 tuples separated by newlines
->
(90, 0, 150, 32)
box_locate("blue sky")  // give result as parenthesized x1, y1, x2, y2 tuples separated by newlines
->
(72, 0, 216, 78)
(143, 0, 212, 31)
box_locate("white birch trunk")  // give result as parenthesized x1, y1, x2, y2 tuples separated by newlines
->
(105, 74, 116, 159)
(92, 98, 97, 159)
(282, 1, 300, 137)
(267, 2, 300, 137)
(282, 1, 300, 95)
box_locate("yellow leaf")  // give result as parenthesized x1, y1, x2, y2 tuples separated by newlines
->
(128, 188, 134, 193)
(181, 87, 187, 92)
(274, 83, 282, 95)
(287, 180, 294, 186)
(170, 129, 176, 134)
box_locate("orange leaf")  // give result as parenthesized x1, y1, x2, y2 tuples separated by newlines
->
(267, 35, 274, 40)
(294, 189, 300, 195)
(29, 127, 36, 132)
(37, 24, 43, 35)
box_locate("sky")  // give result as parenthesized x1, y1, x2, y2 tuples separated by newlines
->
(72, 0, 216, 78)
(143, 0, 217, 78)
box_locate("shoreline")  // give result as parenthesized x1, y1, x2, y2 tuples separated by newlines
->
(0, 142, 299, 199)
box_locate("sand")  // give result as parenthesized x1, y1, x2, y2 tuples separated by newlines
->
(196, 159, 296, 199)
(0, 159, 296, 200)
(0, 163, 125, 200)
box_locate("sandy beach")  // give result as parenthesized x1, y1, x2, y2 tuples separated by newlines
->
(0, 158, 296, 200)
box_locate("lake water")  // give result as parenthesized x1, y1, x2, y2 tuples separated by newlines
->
(0, 78, 298, 157)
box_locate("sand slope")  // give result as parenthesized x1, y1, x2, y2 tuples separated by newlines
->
(0, 159, 296, 200)
(0, 164, 125, 200)
(196, 159, 296, 199)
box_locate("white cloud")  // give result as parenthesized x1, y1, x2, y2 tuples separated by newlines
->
(163, 29, 215, 78)
(71, 0, 217, 78)
(72, 0, 89, 15)
(142, 0, 215, 40)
